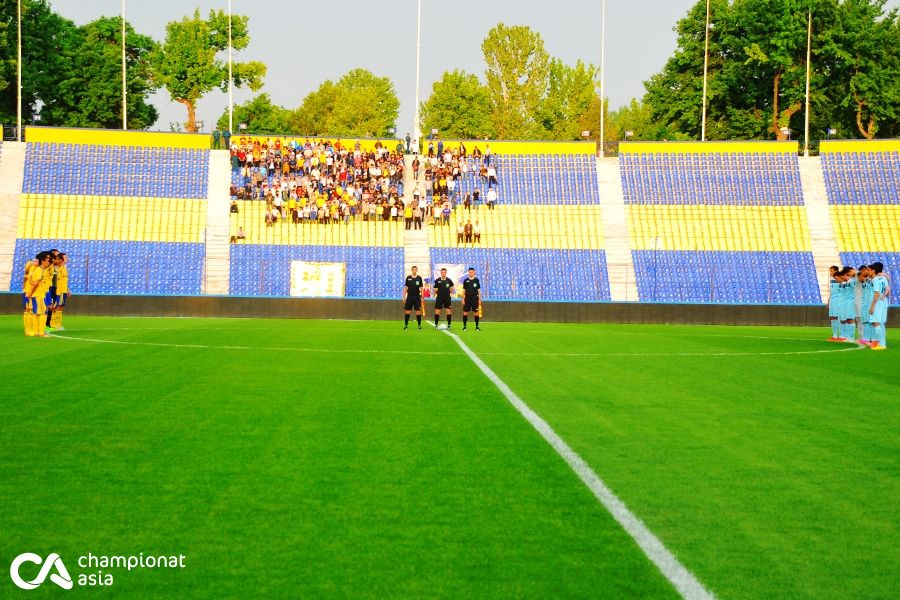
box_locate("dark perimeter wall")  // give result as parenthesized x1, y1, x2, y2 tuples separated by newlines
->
(3, 293, 897, 327)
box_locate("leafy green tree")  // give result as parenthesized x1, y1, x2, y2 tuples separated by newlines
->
(216, 93, 291, 134)
(420, 70, 494, 140)
(608, 98, 690, 141)
(0, 0, 80, 126)
(153, 9, 265, 133)
(819, 0, 900, 138)
(291, 69, 399, 137)
(538, 59, 598, 140)
(482, 23, 550, 139)
(644, 0, 731, 140)
(48, 17, 159, 129)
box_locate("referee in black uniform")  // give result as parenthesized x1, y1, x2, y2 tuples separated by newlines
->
(432, 268, 455, 329)
(462, 267, 482, 331)
(403, 266, 424, 329)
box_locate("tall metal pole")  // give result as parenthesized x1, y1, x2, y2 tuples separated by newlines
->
(17, 0, 22, 141)
(599, 0, 606, 157)
(228, 0, 233, 134)
(413, 0, 422, 153)
(122, 0, 127, 130)
(701, 0, 711, 141)
(804, 10, 812, 157)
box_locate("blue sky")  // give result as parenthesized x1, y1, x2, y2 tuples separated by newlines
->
(50, 0, 900, 134)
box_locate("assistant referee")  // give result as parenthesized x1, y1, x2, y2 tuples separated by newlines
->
(403, 266, 424, 330)
(462, 267, 482, 331)
(432, 268, 455, 329)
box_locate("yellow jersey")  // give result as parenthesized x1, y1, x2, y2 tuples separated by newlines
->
(22, 261, 36, 291)
(37, 265, 53, 298)
(57, 265, 69, 295)
(24, 266, 43, 298)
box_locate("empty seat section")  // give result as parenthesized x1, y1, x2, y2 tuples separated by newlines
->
(229, 245, 404, 298)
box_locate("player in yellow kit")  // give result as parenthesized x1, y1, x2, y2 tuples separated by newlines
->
(24, 252, 51, 337)
(50, 253, 69, 331)
(21, 257, 38, 336)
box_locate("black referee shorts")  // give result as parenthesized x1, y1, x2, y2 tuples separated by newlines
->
(404, 296, 423, 311)
(434, 296, 452, 310)
(463, 297, 479, 312)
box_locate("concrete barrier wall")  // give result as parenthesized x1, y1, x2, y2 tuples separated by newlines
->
(5, 293, 896, 327)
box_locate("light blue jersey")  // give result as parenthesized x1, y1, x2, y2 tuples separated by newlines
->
(871, 275, 889, 325)
(828, 279, 839, 318)
(836, 278, 857, 321)
(860, 279, 875, 324)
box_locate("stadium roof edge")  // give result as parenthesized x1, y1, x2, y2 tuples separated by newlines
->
(25, 126, 210, 149)
(620, 140, 798, 155)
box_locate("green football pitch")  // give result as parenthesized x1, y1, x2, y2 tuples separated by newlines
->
(1, 315, 897, 599)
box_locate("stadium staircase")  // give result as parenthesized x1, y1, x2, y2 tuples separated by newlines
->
(596, 157, 639, 301)
(0, 142, 26, 291)
(203, 150, 232, 294)
(402, 153, 431, 280)
(798, 156, 840, 301)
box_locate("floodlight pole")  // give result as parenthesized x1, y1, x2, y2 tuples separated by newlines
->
(599, 0, 606, 157)
(122, 0, 127, 130)
(17, 0, 22, 141)
(414, 0, 422, 153)
(701, 0, 711, 142)
(228, 0, 234, 134)
(804, 10, 812, 157)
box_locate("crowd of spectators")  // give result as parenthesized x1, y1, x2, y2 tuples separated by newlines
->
(227, 136, 499, 245)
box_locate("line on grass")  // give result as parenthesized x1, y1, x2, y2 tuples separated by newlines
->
(442, 329, 717, 600)
(46, 333, 460, 355)
(45, 332, 865, 358)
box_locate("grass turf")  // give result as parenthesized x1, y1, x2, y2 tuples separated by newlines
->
(0, 316, 897, 599)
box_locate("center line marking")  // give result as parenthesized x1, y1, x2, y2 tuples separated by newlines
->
(442, 329, 717, 600)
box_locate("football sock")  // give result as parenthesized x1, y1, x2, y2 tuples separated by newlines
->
(447, 315, 452, 326)
(876, 324, 886, 346)
(24, 311, 33, 336)
(51, 310, 62, 329)
(46, 311, 52, 328)
(33, 314, 45, 336)
(463, 315, 468, 327)
(434, 315, 439, 327)
(404, 314, 410, 326)
(474, 316, 480, 327)
(830, 320, 839, 338)
(416, 315, 422, 326)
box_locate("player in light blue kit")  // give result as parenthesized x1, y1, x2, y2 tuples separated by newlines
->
(826, 265, 841, 341)
(836, 267, 858, 342)
(857, 265, 874, 344)
(868, 262, 890, 350)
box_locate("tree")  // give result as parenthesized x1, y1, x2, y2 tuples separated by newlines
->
(153, 9, 265, 133)
(420, 70, 494, 139)
(644, 0, 731, 140)
(482, 23, 550, 139)
(538, 59, 598, 140)
(608, 98, 689, 141)
(291, 69, 399, 137)
(0, 0, 80, 127)
(47, 17, 158, 129)
(819, 0, 900, 138)
(216, 93, 291, 134)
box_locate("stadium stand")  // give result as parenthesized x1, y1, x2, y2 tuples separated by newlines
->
(230, 244, 403, 298)
(426, 141, 611, 301)
(11, 128, 210, 295)
(621, 142, 821, 303)
(821, 139, 900, 304)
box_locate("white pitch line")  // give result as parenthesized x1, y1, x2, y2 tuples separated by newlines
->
(443, 329, 716, 600)
(46, 333, 460, 355)
(45, 332, 865, 359)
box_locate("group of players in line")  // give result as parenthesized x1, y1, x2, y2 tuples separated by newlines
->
(402, 266, 482, 331)
(21, 249, 70, 337)
(828, 262, 890, 349)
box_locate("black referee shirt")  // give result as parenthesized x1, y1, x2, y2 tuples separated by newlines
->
(405, 275, 424, 297)
(463, 277, 481, 298)
(434, 277, 454, 298)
